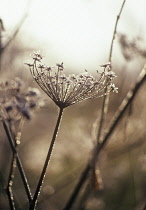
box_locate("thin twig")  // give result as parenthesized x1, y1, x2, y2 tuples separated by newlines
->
(101, 66, 145, 147)
(2, 120, 32, 203)
(6, 119, 26, 210)
(97, 0, 127, 144)
(89, 0, 127, 206)
(6, 153, 17, 210)
(63, 2, 127, 209)
(63, 65, 146, 210)
(29, 107, 64, 210)
(109, 0, 126, 63)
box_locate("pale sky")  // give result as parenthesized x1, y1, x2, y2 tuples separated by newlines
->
(1, 0, 146, 71)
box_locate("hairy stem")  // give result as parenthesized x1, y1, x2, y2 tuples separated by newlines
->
(29, 107, 64, 210)
(2, 120, 32, 203)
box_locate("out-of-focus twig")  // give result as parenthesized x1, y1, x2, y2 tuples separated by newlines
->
(0, 19, 5, 51)
(3, 120, 33, 203)
(63, 1, 127, 209)
(92, 1, 127, 207)
(0, 14, 27, 55)
(0, 18, 5, 71)
(97, 0, 127, 145)
(109, 0, 126, 63)
(63, 65, 146, 210)
(70, 0, 127, 208)
(6, 119, 25, 210)
(6, 153, 16, 210)
(0, 0, 32, 71)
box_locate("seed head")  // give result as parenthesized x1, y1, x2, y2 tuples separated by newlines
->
(25, 52, 118, 108)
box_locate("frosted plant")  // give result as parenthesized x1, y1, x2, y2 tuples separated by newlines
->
(25, 52, 118, 108)
(25, 52, 118, 209)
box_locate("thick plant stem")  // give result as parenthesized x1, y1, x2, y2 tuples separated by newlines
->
(2, 121, 32, 203)
(29, 107, 64, 210)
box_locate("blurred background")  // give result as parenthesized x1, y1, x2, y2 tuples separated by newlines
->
(0, 0, 146, 209)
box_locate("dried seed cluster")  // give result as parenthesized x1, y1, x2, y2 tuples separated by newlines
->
(26, 52, 118, 108)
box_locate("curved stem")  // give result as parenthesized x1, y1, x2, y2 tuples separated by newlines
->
(29, 107, 64, 210)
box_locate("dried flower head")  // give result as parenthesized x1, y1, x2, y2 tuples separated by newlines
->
(0, 77, 42, 123)
(25, 52, 118, 108)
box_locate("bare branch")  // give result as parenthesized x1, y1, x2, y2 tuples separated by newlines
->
(97, 0, 127, 145)
(109, 0, 127, 63)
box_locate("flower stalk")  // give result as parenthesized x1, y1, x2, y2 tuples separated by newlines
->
(29, 107, 64, 210)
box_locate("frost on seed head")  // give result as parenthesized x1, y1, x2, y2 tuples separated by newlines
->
(25, 52, 118, 108)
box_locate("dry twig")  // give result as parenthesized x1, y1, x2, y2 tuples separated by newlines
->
(63, 65, 146, 210)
